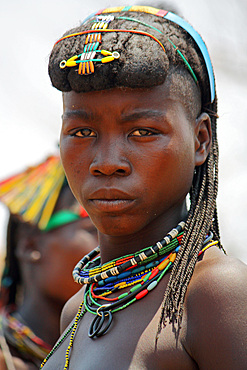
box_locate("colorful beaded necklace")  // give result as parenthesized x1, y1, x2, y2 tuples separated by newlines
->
(73, 221, 185, 285)
(1, 309, 52, 367)
(40, 222, 218, 369)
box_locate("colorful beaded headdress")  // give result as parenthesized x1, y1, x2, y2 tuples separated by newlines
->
(55, 5, 215, 103)
(0, 155, 88, 231)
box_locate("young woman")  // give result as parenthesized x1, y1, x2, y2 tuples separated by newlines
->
(42, 6, 247, 369)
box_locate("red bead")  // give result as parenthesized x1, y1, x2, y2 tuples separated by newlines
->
(136, 289, 148, 300)
(149, 268, 159, 280)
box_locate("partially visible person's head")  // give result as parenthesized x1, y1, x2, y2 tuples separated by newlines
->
(0, 156, 98, 308)
(48, 5, 221, 330)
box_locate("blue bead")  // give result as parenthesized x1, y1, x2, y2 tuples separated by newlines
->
(118, 270, 132, 279)
(104, 276, 118, 283)
(146, 261, 157, 269)
(132, 265, 145, 274)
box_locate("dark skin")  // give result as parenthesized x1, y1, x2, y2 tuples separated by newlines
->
(42, 81, 247, 369)
(0, 188, 98, 370)
(17, 219, 97, 345)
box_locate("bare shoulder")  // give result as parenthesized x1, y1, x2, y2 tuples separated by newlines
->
(184, 248, 247, 369)
(189, 247, 247, 295)
(60, 286, 85, 334)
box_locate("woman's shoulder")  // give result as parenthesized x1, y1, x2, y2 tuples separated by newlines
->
(60, 286, 85, 334)
(189, 247, 247, 295)
(184, 247, 247, 368)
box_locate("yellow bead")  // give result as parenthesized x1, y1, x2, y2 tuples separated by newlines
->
(157, 258, 169, 271)
(115, 281, 127, 288)
(169, 253, 177, 263)
(66, 55, 78, 67)
(102, 56, 114, 63)
(101, 50, 112, 56)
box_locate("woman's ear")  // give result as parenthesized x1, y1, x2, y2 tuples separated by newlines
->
(194, 113, 212, 166)
(15, 237, 42, 264)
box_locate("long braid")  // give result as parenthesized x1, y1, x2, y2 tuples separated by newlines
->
(156, 99, 223, 341)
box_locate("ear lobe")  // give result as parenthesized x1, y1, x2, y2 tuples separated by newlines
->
(194, 113, 212, 166)
(15, 238, 42, 263)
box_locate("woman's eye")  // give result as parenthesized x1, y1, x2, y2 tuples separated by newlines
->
(130, 129, 154, 137)
(74, 128, 96, 137)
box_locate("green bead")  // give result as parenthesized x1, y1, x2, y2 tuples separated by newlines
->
(130, 283, 142, 292)
(118, 292, 129, 299)
(142, 271, 152, 282)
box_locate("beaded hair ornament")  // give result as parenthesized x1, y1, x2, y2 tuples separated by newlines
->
(55, 5, 215, 103)
(0, 155, 88, 231)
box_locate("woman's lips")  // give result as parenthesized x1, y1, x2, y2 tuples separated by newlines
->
(89, 199, 135, 213)
(88, 188, 136, 213)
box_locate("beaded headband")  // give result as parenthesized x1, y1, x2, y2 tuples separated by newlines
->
(44, 205, 88, 232)
(0, 155, 88, 231)
(55, 5, 215, 103)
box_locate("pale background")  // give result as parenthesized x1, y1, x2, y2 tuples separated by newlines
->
(0, 0, 247, 263)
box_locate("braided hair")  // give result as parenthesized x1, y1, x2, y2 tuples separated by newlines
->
(48, 7, 223, 335)
(0, 215, 37, 307)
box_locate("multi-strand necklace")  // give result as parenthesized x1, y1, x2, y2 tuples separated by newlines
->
(0, 309, 52, 367)
(40, 221, 218, 369)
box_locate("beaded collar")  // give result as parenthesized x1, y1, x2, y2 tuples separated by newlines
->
(73, 221, 185, 284)
(40, 222, 218, 369)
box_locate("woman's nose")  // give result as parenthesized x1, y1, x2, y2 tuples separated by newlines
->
(89, 140, 132, 176)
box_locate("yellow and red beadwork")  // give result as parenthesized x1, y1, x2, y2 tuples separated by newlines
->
(59, 15, 120, 75)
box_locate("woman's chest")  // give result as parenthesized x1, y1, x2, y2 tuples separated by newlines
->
(42, 294, 197, 370)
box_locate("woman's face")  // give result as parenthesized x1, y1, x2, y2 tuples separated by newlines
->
(60, 83, 198, 239)
(32, 188, 98, 303)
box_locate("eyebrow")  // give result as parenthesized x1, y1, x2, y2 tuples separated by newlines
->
(120, 110, 166, 122)
(62, 109, 166, 124)
(62, 109, 96, 121)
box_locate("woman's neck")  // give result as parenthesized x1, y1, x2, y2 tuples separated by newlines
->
(98, 203, 188, 264)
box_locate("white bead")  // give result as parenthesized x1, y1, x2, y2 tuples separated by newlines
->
(147, 281, 158, 291)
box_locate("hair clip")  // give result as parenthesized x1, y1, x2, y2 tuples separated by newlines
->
(80, 6, 215, 102)
(60, 49, 120, 74)
(59, 14, 118, 75)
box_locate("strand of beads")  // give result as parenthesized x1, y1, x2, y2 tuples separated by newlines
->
(40, 308, 87, 369)
(1, 311, 52, 362)
(40, 227, 218, 369)
(82, 232, 217, 339)
(93, 252, 172, 298)
(84, 247, 179, 330)
(64, 302, 84, 369)
(73, 221, 185, 285)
